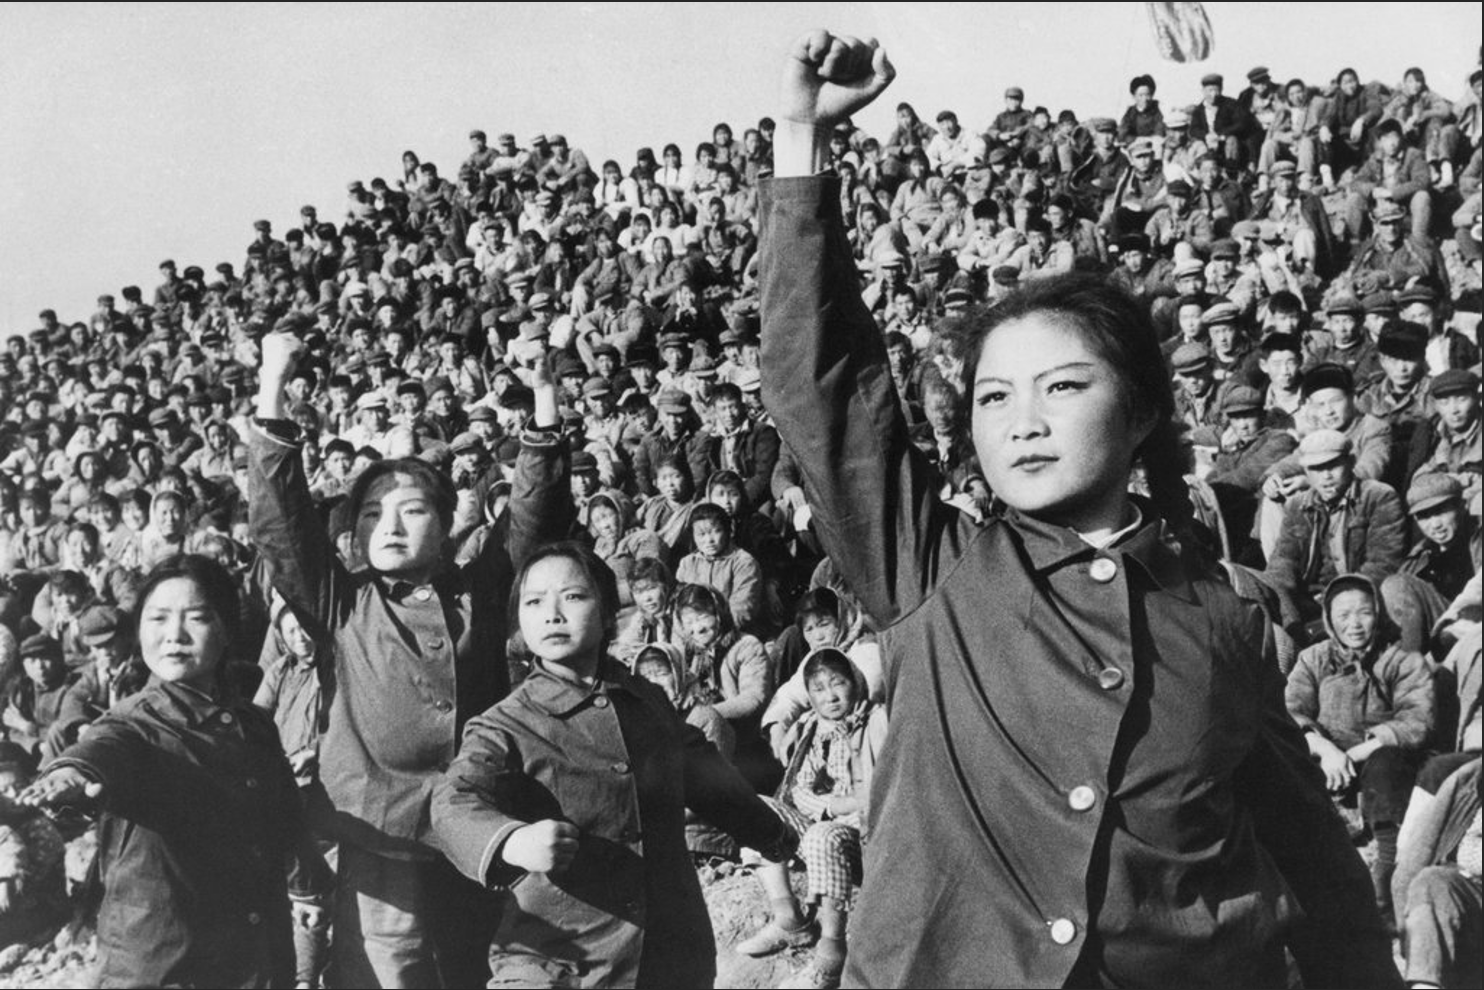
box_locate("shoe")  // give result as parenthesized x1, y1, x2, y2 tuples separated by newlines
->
(736, 919, 817, 957)
(779, 957, 844, 989)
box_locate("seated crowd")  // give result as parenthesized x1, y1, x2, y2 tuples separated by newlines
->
(1, 55, 1481, 990)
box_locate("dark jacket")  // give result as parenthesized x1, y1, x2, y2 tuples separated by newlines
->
(630, 426, 710, 498)
(430, 659, 793, 989)
(758, 175, 1399, 989)
(695, 420, 780, 509)
(51, 677, 327, 989)
(1189, 94, 1254, 143)
(247, 422, 572, 855)
(1265, 478, 1407, 602)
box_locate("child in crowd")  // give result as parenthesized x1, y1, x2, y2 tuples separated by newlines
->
(1286, 573, 1437, 921)
(676, 502, 764, 635)
(0, 741, 69, 950)
(587, 491, 666, 602)
(2, 636, 73, 759)
(737, 648, 888, 990)
(763, 587, 885, 757)
(638, 455, 697, 552)
(613, 557, 675, 665)
(430, 542, 794, 988)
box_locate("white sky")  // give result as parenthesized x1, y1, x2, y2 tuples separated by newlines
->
(2, 1, 1479, 338)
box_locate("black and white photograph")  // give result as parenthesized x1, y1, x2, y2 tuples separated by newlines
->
(1, 2, 1480, 987)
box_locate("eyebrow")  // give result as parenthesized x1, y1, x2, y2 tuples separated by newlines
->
(974, 361, 1098, 389)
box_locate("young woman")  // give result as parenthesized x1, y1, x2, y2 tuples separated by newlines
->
(758, 31, 1398, 988)
(431, 542, 793, 988)
(21, 555, 329, 988)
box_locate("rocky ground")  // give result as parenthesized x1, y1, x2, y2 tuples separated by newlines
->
(0, 834, 814, 990)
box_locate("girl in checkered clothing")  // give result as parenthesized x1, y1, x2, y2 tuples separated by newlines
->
(736, 648, 887, 990)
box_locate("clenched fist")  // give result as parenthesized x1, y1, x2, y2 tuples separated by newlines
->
(501, 819, 580, 874)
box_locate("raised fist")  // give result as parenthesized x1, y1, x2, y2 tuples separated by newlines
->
(501, 819, 580, 874)
(259, 331, 306, 386)
(779, 30, 895, 130)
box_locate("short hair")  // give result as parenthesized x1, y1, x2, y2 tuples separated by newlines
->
(48, 569, 92, 601)
(135, 554, 243, 644)
(711, 382, 742, 405)
(802, 646, 855, 684)
(695, 141, 716, 158)
(972, 199, 1000, 221)
(346, 457, 458, 536)
(1260, 332, 1303, 359)
(1404, 67, 1426, 85)
(508, 540, 621, 641)
(689, 501, 731, 535)
(1268, 291, 1305, 317)
(628, 556, 673, 592)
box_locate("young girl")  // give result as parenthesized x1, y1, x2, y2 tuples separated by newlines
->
(670, 582, 771, 730)
(612, 557, 676, 665)
(1286, 574, 1436, 921)
(738, 648, 887, 990)
(586, 491, 667, 603)
(637, 455, 697, 552)
(759, 32, 1395, 988)
(430, 542, 793, 988)
(674, 502, 764, 634)
(20, 555, 329, 988)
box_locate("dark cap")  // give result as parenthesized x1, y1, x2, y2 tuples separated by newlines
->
(1407, 474, 1463, 514)
(19, 634, 63, 662)
(77, 607, 127, 648)
(1200, 72, 1224, 88)
(1300, 362, 1354, 400)
(1171, 342, 1213, 374)
(1431, 368, 1480, 399)
(1222, 385, 1264, 415)
(1375, 320, 1428, 361)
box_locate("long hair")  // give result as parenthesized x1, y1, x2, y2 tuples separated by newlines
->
(954, 271, 1196, 544)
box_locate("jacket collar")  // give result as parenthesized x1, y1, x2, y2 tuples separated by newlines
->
(142, 675, 231, 729)
(520, 656, 638, 717)
(1002, 499, 1197, 603)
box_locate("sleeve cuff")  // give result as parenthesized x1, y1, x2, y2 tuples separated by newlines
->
(252, 417, 304, 447)
(478, 820, 531, 889)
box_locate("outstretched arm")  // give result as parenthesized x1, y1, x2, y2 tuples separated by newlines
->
(762, 32, 971, 628)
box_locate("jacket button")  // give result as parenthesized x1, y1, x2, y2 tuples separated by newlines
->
(1049, 917, 1077, 944)
(1068, 786, 1097, 812)
(593, 696, 610, 708)
(220, 712, 235, 725)
(611, 761, 630, 774)
(247, 912, 262, 926)
(1088, 558, 1117, 583)
(427, 637, 446, 650)
(244, 777, 259, 789)
(414, 587, 433, 602)
(1097, 667, 1125, 690)
(434, 700, 453, 713)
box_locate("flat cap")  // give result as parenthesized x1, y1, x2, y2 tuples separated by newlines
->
(1407, 473, 1463, 514)
(1171, 342, 1213, 373)
(1297, 429, 1352, 467)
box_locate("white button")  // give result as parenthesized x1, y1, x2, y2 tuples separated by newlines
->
(414, 587, 433, 602)
(1068, 786, 1097, 812)
(220, 712, 234, 725)
(1089, 558, 1117, 583)
(1097, 668, 1125, 690)
(593, 696, 610, 708)
(247, 911, 262, 926)
(1049, 918, 1077, 944)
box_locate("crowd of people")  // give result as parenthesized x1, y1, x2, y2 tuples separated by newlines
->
(0, 33, 1481, 990)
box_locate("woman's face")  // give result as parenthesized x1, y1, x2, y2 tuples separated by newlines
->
(969, 316, 1150, 531)
(806, 667, 858, 721)
(278, 608, 315, 661)
(139, 577, 227, 690)
(355, 472, 446, 580)
(1328, 588, 1376, 651)
(588, 503, 621, 542)
(518, 556, 607, 667)
(801, 614, 840, 651)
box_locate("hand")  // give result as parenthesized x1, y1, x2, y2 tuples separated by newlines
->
(288, 749, 318, 776)
(1317, 745, 1356, 792)
(1319, 125, 1333, 144)
(0, 878, 14, 914)
(501, 819, 580, 874)
(292, 900, 327, 933)
(19, 766, 103, 809)
(768, 722, 790, 762)
(259, 331, 305, 387)
(1350, 119, 1366, 143)
(779, 31, 894, 132)
(1374, 188, 1392, 200)
(1262, 475, 1286, 500)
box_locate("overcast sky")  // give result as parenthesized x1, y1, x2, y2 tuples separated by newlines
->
(2, 1, 1478, 338)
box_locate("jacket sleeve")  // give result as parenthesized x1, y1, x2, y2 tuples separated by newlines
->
(745, 426, 781, 508)
(1356, 487, 1406, 584)
(715, 635, 770, 723)
(1234, 606, 1404, 989)
(1389, 152, 1434, 203)
(497, 428, 573, 572)
(1365, 648, 1436, 750)
(47, 713, 153, 819)
(1283, 648, 1326, 735)
(759, 176, 975, 629)
(1353, 416, 1393, 482)
(429, 714, 536, 889)
(1264, 502, 1309, 600)
(247, 424, 348, 635)
(681, 720, 795, 862)
(725, 551, 763, 632)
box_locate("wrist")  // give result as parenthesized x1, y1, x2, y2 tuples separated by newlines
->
(774, 119, 833, 178)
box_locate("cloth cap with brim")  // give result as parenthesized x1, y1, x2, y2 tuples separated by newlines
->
(396, 380, 426, 397)
(1269, 160, 1296, 177)
(449, 432, 485, 456)
(1200, 73, 1224, 87)
(1300, 362, 1353, 400)
(1431, 368, 1480, 399)
(734, 367, 762, 393)
(571, 451, 599, 473)
(690, 358, 718, 378)
(1297, 429, 1353, 467)
(356, 393, 388, 411)
(147, 408, 176, 428)
(944, 286, 975, 306)
(77, 607, 127, 648)
(625, 345, 659, 369)
(1173, 257, 1205, 278)
(655, 390, 691, 413)
(1362, 291, 1397, 315)
(468, 405, 499, 422)
(659, 333, 689, 351)
(19, 634, 63, 662)
(1247, 66, 1271, 83)
(1164, 108, 1191, 128)
(1232, 220, 1262, 240)
(582, 377, 613, 398)
(590, 342, 620, 359)
(987, 146, 1015, 166)
(1200, 302, 1241, 328)
(1376, 320, 1428, 361)
(1395, 285, 1438, 309)
(1171, 342, 1213, 373)
(1209, 238, 1240, 260)
(1326, 294, 1364, 317)
(1166, 179, 1194, 199)
(1372, 201, 1406, 224)
(1407, 473, 1463, 515)
(528, 292, 553, 310)
(1005, 86, 1024, 99)
(1222, 385, 1264, 415)
(1089, 118, 1118, 134)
